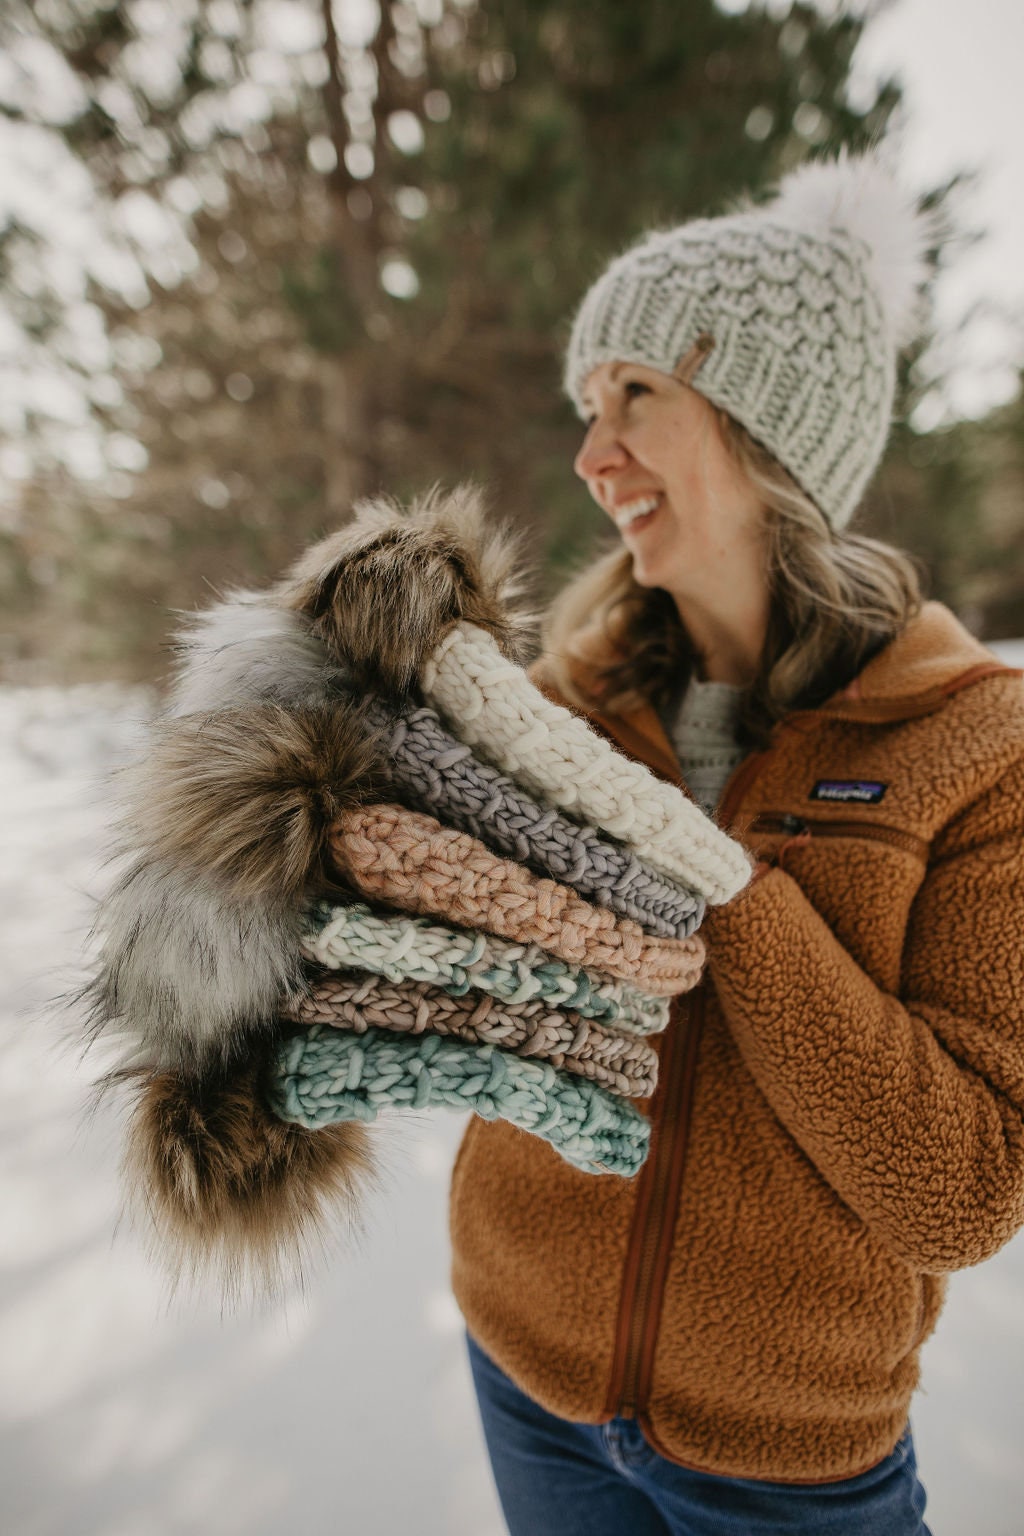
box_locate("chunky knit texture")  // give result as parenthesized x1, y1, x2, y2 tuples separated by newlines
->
(367, 697, 705, 938)
(269, 1024, 650, 1176)
(330, 804, 706, 991)
(285, 972, 658, 1099)
(302, 903, 672, 1032)
(420, 623, 751, 903)
(564, 156, 931, 529)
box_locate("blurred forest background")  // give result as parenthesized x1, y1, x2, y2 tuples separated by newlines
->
(1, 0, 1022, 685)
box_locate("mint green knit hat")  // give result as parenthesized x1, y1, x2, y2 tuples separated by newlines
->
(564, 153, 931, 530)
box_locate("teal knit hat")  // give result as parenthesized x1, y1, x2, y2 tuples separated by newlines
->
(564, 153, 932, 530)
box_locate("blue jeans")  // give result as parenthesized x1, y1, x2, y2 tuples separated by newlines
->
(467, 1334, 932, 1536)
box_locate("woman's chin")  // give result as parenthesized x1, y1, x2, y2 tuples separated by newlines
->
(628, 553, 667, 590)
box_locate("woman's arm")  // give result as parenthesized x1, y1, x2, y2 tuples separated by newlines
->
(704, 753, 1024, 1273)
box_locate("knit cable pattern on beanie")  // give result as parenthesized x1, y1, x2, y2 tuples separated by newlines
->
(301, 903, 672, 1032)
(366, 697, 704, 939)
(330, 804, 706, 991)
(565, 220, 889, 531)
(420, 623, 751, 903)
(563, 156, 932, 530)
(268, 1024, 651, 1177)
(284, 972, 658, 1099)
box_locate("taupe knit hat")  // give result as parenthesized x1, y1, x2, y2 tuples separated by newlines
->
(565, 153, 932, 530)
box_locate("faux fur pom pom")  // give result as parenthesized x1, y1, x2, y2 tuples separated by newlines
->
(276, 483, 535, 697)
(126, 702, 384, 903)
(119, 1056, 376, 1302)
(771, 150, 935, 347)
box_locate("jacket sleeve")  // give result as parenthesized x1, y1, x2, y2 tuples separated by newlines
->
(704, 753, 1024, 1273)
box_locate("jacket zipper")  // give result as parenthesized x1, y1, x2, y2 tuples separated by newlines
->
(749, 813, 930, 861)
(605, 748, 771, 1420)
(608, 990, 704, 1418)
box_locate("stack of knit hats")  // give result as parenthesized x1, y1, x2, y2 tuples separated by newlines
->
(269, 616, 749, 1176)
(81, 487, 749, 1294)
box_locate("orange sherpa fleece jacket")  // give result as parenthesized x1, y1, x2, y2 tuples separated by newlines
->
(449, 601, 1024, 1482)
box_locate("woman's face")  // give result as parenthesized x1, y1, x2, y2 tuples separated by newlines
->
(574, 361, 766, 604)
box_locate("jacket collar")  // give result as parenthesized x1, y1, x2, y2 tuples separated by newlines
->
(538, 602, 1020, 787)
(813, 601, 1013, 716)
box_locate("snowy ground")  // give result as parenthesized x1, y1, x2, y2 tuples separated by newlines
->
(2, 663, 1023, 1536)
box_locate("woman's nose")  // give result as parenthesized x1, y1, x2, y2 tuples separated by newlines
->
(573, 419, 629, 483)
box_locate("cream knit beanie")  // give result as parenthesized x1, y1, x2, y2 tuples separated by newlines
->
(564, 153, 932, 530)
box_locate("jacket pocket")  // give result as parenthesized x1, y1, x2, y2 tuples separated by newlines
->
(749, 812, 930, 864)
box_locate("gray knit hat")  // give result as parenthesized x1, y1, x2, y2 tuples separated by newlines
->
(565, 154, 931, 530)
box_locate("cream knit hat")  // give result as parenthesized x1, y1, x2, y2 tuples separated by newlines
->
(564, 153, 932, 530)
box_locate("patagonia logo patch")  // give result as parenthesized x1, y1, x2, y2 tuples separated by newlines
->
(810, 779, 888, 805)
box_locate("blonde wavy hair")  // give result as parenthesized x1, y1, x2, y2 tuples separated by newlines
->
(544, 411, 923, 748)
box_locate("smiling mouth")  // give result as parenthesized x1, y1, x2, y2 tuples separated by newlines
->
(614, 493, 661, 533)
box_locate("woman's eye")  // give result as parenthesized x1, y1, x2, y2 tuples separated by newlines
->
(623, 380, 651, 400)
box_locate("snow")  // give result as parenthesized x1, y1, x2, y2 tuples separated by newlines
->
(2, 670, 1023, 1536)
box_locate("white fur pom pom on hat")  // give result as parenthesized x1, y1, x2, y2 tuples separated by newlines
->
(769, 151, 933, 348)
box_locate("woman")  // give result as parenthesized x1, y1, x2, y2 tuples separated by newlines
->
(449, 156, 1024, 1534)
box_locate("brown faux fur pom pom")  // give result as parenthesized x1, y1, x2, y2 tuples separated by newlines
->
(276, 483, 534, 697)
(120, 1054, 375, 1302)
(125, 702, 384, 904)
